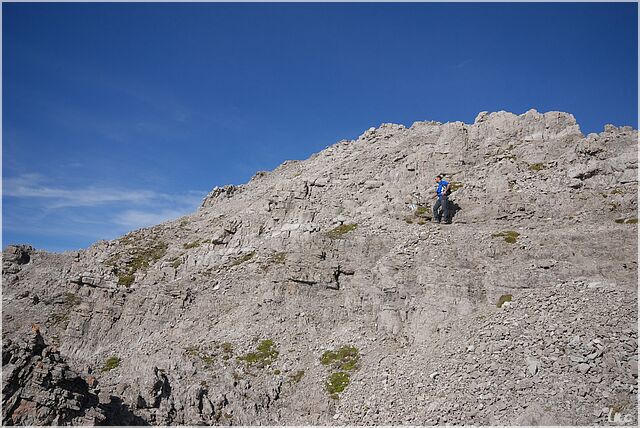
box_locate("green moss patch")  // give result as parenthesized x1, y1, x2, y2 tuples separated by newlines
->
(415, 205, 429, 216)
(321, 345, 360, 371)
(183, 240, 201, 249)
(529, 163, 545, 171)
(102, 356, 120, 372)
(237, 339, 279, 368)
(117, 274, 135, 286)
(327, 223, 358, 239)
(185, 346, 216, 367)
(230, 251, 256, 267)
(110, 241, 168, 287)
(321, 345, 360, 398)
(272, 252, 286, 264)
(496, 294, 513, 308)
(326, 371, 350, 399)
(491, 230, 520, 244)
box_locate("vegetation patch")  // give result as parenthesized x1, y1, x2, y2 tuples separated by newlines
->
(221, 342, 234, 354)
(496, 294, 513, 308)
(183, 240, 201, 249)
(220, 342, 234, 360)
(102, 356, 120, 372)
(321, 345, 360, 371)
(237, 339, 279, 368)
(405, 204, 431, 225)
(49, 313, 70, 329)
(230, 251, 256, 267)
(491, 230, 520, 244)
(615, 218, 638, 224)
(64, 292, 81, 307)
(185, 346, 216, 367)
(529, 163, 545, 172)
(448, 181, 464, 192)
(326, 371, 350, 399)
(171, 258, 183, 269)
(415, 205, 429, 216)
(272, 252, 286, 264)
(289, 370, 305, 384)
(320, 345, 360, 399)
(110, 241, 168, 287)
(327, 223, 358, 239)
(117, 274, 135, 287)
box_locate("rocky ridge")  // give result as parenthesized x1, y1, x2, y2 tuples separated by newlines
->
(2, 110, 638, 425)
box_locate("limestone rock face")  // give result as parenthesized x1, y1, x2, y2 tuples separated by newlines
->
(2, 110, 638, 425)
(2, 328, 106, 426)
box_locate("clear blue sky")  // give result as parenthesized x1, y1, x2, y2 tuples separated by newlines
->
(3, 2, 638, 252)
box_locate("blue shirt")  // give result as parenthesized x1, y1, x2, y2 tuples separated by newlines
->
(436, 180, 449, 196)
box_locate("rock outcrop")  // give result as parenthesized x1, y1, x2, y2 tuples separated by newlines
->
(2, 110, 637, 425)
(2, 326, 106, 425)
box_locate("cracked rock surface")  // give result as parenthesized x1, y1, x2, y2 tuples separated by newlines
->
(2, 110, 637, 425)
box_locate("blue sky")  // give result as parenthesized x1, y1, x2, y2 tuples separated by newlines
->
(3, 2, 638, 252)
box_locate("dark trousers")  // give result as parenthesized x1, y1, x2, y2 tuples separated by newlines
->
(433, 195, 449, 222)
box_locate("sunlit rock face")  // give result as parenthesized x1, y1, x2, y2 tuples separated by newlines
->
(3, 111, 637, 425)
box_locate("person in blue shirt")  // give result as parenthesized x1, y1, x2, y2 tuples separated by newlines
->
(432, 174, 451, 224)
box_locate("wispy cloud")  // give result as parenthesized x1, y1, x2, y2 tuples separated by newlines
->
(4, 174, 159, 208)
(4, 174, 204, 209)
(113, 209, 190, 229)
(3, 173, 207, 250)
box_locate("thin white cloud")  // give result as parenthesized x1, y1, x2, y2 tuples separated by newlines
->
(113, 209, 189, 229)
(3, 174, 203, 209)
(3, 173, 208, 250)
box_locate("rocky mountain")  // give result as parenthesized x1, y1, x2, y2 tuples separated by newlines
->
(2, 110, 638, 425)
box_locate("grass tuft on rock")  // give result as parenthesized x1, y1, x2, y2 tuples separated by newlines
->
(326, 371, 350, 399)
(615, 218, 638, 224)
(289, 370, 305, 384)
(64, 292, 82, 307)
(448, 181, 464, 192)
(237, 339, 279, 368)
(327, 223, 358, 239)
(321, 345, 360, 371)
(491, 230, 520, 244)
(102, 356, 120, 372)
(117, 274, 135, 286)
(496, 294, 513, 308)
(230, 251, 256, 267)
(183, 240, 201, 249)
(110, 241, 168, 287)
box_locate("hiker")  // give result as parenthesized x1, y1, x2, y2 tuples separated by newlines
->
(432, 174, 451, 224)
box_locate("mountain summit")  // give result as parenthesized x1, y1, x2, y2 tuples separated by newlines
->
(3, 110, 638, 425)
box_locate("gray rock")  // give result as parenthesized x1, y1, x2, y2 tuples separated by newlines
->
(2, 110, 637, 426)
